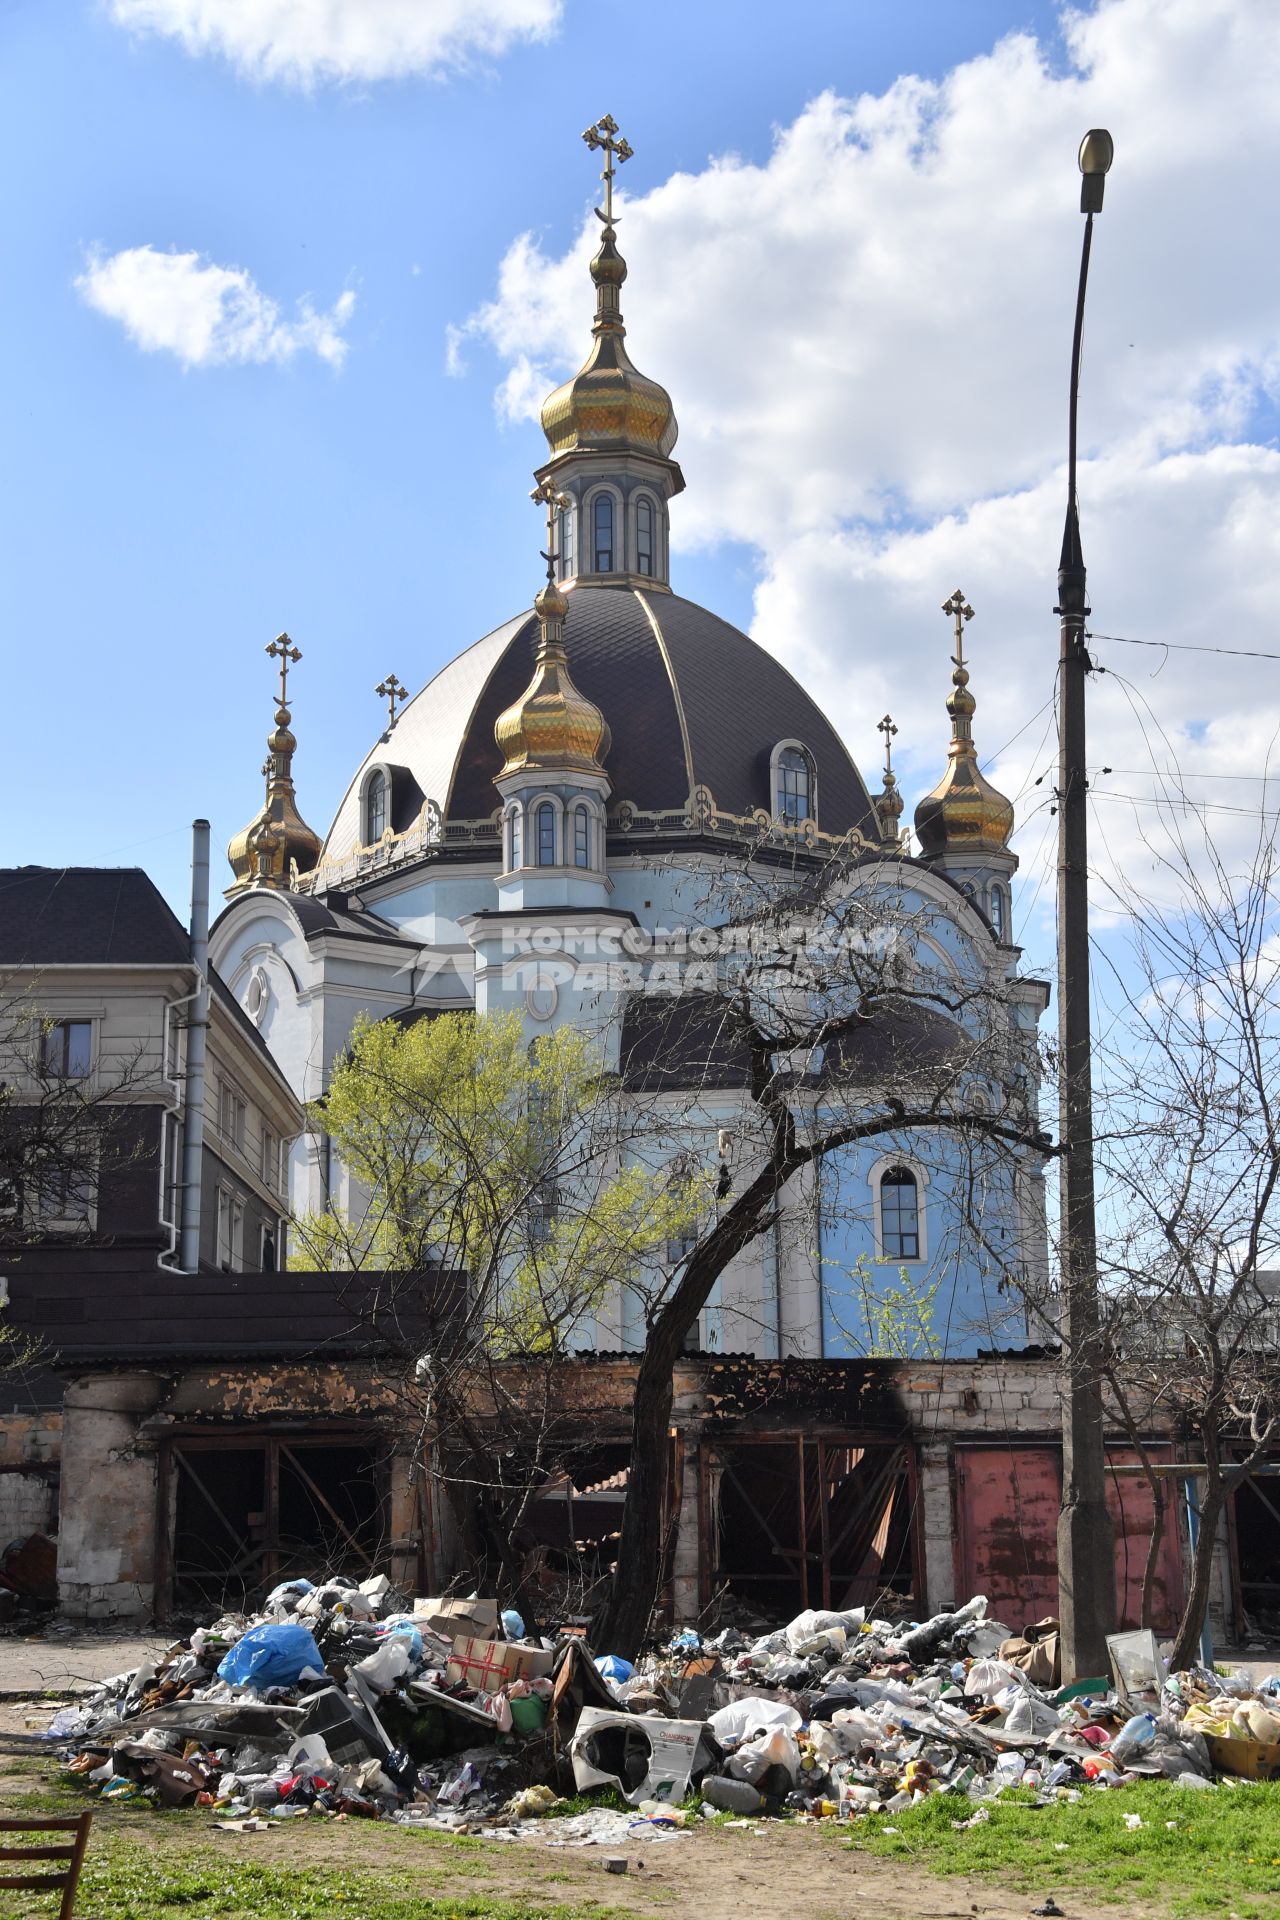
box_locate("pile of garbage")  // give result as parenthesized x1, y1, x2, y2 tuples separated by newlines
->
(36, 1582, 1280, 1832)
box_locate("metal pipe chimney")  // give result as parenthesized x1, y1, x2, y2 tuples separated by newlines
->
(178, 820, 211, 1273)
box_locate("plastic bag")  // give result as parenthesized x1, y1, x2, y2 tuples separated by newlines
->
(1003, 1691, 1063, 1739)
(594, 1655, 635, 1684)
(728, 1728, 801, 1786)
(217, 1623, 325, 1691)
(964, 1658, 1026, 1698)
(708, 1697, 803, 1742)
(351, 1638, 413, 1693)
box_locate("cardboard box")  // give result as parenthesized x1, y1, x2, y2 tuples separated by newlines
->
(446, 1635, 554, 1693)
(411, 1596, 500, 1641)
(1204, 1734, 1280, 1781)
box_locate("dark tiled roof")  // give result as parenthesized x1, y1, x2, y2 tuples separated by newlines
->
(325, 586, 882, 854)
(619, 991, 966, 1094)
(6, 1266, 459, 1363)
(0, 868, 191, 967)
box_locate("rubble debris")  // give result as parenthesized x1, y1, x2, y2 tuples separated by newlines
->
(37, 1579, 1280, 1835)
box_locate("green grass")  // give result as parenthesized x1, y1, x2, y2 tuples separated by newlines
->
(841, 1777, 1280, 1917)
(72, 1848, 622, 1920)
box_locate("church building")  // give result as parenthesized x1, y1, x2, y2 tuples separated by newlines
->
(208, 121, 1049, 1362)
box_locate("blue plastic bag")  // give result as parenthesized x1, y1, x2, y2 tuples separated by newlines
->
(501, 1609, 527, 1641)
(217, 1622, 325, 1691)
(595, 1654, 634, 1684)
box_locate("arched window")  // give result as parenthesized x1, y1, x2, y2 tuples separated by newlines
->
(593, 494, 614, 572)
(558, 505, 575, 580)
(536, 801, 556, 866)
(636, 495, 655, 577)
(880, 1166, 921, 1260)
(509, 806, 523, 870)
(366, 771, 387, 843)
(573, 804, 591, 869)
(776, 745, 813, 823)
(990, 884, 1006, 939)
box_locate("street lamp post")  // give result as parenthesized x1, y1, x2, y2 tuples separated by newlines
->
(1055, 128, 1117, 1681)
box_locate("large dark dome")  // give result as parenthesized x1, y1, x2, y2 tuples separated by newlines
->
(321, 585, 879, 862)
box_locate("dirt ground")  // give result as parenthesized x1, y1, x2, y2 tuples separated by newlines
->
(0, 1700, 1143, 1920)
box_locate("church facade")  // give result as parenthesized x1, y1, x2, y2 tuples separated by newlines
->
(208, 124, 1049, 1362)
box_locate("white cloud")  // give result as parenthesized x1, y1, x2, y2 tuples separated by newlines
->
(76, 245, 356, 369)
(458, 0, 1280, 950)
(107, 0, 561, 85)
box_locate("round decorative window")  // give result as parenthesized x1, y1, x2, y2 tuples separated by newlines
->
(244, 966, 270, 1026)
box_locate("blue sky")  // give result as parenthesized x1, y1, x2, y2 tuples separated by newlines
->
(3, 0, 1278, 978)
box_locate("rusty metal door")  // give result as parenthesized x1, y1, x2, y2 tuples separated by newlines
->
(1106, 1448, 1183, 1633)
(954, 1445, 1061, 1625)
(956, 1444, 1185, 1633)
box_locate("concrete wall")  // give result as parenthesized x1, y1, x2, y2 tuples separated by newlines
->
(0, 1410, 61, 1541)
(57, 1374, 161, 1621)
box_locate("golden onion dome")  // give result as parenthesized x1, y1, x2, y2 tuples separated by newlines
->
(539, 225, 678, 462)
(227, 638, 323, 894)
(914, 598, 1014, 857)
(495, 581, 611, 777)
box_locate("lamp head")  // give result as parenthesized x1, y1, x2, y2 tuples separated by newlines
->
(1078, 128, 1114, 213)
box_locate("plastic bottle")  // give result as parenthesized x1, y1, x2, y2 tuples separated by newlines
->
(1109, 1711, 1157, 1766)
(702, 1774, 764, 1814)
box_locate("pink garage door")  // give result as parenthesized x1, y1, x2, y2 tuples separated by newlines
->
(955, 1446, 1183, 1635)
(955, 1445, 1061, 1626)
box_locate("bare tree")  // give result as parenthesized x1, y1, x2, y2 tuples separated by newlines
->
(1084, 810, 1280, 1668)
(582, 843, 1049, 1655)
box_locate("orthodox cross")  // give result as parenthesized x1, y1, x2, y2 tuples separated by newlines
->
(941, 589, 975, 670)
(376, 674, 407, 728)
(582, 114, 633, 225)
(877, 712, 898, 777)
(531, 478, 572, 583)
(266, 633, 301, 710)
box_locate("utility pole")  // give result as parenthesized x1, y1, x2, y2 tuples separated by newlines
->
(1055, 129, 1117, 1680)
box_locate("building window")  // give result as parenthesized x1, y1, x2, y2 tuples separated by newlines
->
(216, 1187, 244, 1272)
(366, 770, 387, 843)
(636, 495, 654, 577)
(220, 1084, 247, 1154)
(261, 1128, 280, 1192)
(775, 744, 813, 823)
(593, 494, 614, 572)
(880, 1166, 921, 1261)
(509, 805, 523, 870)
(33, 1153, 95, 1229)
(41, 1019, 92, 1079)
(536, 801, 556, 866)
(558, 505, 575, 580)
(990, 884, 1006, 939)
(573, 804, 591, 869)
(261, 1225, 278, 1272)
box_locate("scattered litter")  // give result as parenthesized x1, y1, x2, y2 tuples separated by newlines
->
(41, 1580, 1275, 1839)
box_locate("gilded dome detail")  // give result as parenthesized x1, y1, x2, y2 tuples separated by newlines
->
(914, 593, 1015, 857)
(227, 635, 323, 896)
(494, 580, 611, 778)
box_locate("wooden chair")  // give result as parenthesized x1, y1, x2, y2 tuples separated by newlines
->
(0, 1810, 93, 1917)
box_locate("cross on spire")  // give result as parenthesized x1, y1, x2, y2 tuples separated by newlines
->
(941, 589, 975, 670)
(266, 633, 301, 712)
(582, 114, 633, 226)
(877, 712, 898, 776)
(531, 478, 572, 583)
(376, 674, 407, 728)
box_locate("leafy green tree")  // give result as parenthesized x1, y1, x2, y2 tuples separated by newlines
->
(293, 1008, 705, 1616)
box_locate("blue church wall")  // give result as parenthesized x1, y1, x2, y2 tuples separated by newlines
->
(816, 1134, 1024, 1360)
